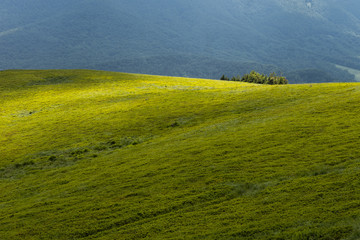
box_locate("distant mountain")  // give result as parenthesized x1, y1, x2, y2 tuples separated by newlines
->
(1, 0, 360, 83)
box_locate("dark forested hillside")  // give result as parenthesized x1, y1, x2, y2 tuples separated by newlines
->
(1, 0, 360, 83)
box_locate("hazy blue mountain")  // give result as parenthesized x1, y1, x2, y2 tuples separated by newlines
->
(0, 0, 360, 83)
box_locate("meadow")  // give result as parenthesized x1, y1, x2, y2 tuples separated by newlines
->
(1, 69, 360, 239)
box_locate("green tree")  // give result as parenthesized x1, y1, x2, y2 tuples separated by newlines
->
(220, 74, 229, 81)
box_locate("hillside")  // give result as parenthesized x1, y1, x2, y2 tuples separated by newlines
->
(1, 0, 360, 83)
(1, 70, 360, 239)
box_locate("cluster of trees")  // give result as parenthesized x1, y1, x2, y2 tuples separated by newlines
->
(220, 71, 288, 85)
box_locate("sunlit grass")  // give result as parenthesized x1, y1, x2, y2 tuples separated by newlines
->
(1, 69, 360, 239)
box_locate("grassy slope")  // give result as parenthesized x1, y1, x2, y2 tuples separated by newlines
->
(1, 69, 360, 239)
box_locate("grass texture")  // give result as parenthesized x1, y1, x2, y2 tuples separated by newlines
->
(1, 69, 360, 239)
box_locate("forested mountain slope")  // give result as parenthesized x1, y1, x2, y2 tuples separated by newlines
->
(1, 0, 360, 82)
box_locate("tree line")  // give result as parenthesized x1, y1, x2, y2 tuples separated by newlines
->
(220, 71, 288, 85)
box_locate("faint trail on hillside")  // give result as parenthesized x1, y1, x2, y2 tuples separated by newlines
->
(336, 64, 360, 82)
(0, 27, 23, 38)
(0, 10, 67, 39)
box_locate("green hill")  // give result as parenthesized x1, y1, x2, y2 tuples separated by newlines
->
(1, 70, 360, 239)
